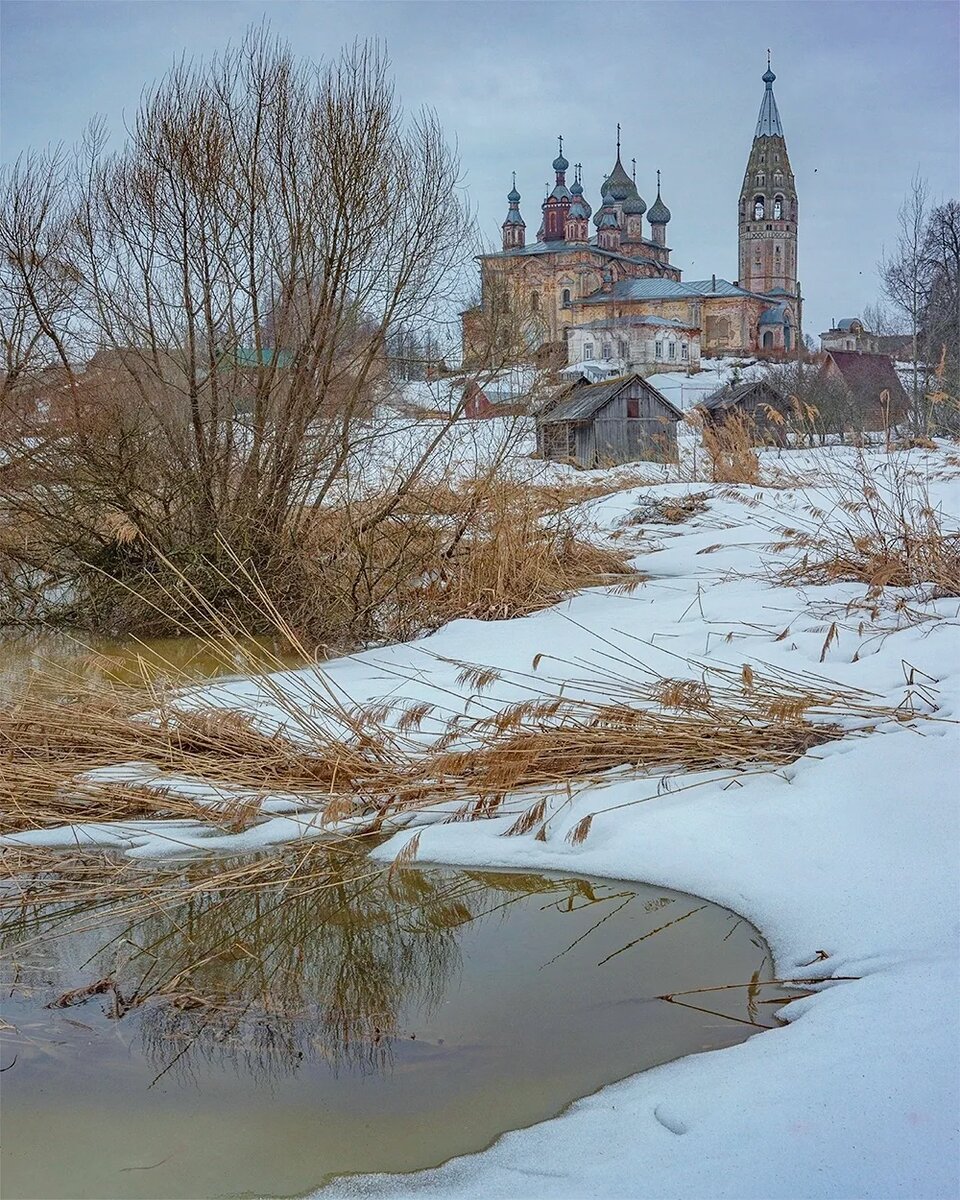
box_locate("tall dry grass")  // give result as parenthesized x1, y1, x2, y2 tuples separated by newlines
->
(773, 452, 960, 597)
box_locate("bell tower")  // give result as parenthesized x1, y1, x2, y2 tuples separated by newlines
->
(738, 54, 797, 297)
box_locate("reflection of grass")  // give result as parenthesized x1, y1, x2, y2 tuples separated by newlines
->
(0, 853, 622, 1082)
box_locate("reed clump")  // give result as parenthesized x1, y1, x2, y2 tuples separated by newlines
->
(774, 454, 960, 598)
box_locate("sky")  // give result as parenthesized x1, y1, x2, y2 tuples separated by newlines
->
(2, 0, 958, 341)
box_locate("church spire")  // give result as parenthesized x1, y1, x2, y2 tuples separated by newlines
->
(501, 172, 525, 250)
(738, 53, 800, 337)
(755, 50, 784, 138)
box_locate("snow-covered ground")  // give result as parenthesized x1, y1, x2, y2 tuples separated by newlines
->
(3, 437, 958, 1199)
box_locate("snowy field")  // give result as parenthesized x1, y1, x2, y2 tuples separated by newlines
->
(3, 433, 958, 1199)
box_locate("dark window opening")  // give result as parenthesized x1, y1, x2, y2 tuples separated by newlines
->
(626, 397, 640, 418)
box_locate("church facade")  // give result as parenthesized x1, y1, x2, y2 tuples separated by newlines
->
(462, 60, 801, 370)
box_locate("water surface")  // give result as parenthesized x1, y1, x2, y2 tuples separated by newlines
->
(0, 850, 786, 1199)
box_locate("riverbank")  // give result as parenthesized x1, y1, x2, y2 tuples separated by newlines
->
(3, 437, 958, 1199)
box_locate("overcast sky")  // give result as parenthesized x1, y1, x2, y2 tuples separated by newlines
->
(2, 0, 957, 339)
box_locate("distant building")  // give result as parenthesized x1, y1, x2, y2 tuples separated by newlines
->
(820, 318, 880, 355)
(462, 59, 801, 367)
(820, 350, 909, 427)
(536, 373, 681, 468)
(700, 378, 791, 445)
(566, 314, 701, 376)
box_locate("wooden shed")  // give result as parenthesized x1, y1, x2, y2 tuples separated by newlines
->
(700, 379, 791, 445)
(536, 374, 682, 468)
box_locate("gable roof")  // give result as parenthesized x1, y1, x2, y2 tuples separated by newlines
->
(540, 373, 682, 424)
(824, 351, 908, 404)
(700, 378, 786, 414)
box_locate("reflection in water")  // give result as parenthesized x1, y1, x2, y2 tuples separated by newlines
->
(1, 849, 643, 1085)
(1, 844, 788, 1200)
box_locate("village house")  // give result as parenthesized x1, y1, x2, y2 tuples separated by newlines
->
(820, 350, 910, 428)
(462, 367, 539, 419)
(463, 58, 801, 368)
(700, 378, 791, 445)
(536, 373, 681, 468)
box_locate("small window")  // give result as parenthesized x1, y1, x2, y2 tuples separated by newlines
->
(530, 291, 539, 311)
(626, 397, 640, 418)
(754, 195, 765, 220)
(562, 288, 571, 307)
(617, 339, 627, 359)
(681, 342, 688, 361)
(773, 195, 783, 220)
(668, 341, 676, 361)
(583, 342, 594, 360)
(655, 340, 663, 359)
(602, 343, 612, 360)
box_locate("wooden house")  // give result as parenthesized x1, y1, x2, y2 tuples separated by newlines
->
(536, 373, 681, 468)
(700, 378, 791, 445)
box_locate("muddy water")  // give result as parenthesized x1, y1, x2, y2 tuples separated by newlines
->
(0, 851, 786, 1200)
(0, 629, 304, 696)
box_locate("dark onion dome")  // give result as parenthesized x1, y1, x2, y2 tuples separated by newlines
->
(507, 184, 521, 203)
(762, 65, 776, 85)
(648, 172, 671, 224)
(604, 155, 635, 202)
(622, 192, 647, 216)
(595, 205, 621, 230)
(570, 175, 583, 197)
(552, 151, 569, 173)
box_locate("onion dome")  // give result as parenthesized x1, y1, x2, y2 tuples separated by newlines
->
(604, 157, 634, 202)
(502, 173, 525, 227)
(647, 170, 671, 224)
(622, 192, 647, 216)
(552, 134, 569, 174)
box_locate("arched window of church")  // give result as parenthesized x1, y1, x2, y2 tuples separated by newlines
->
(530, 291, 539, 312)
(584, 342, 594, 361)
(655, 340, 663, 360)
(618, 339, 627, 359)
(602, 342, 612, 360)
(562, 288, 571, 307)
(681, 342, 688, 361)
(773, 195, 783, 220)
(754, 196, 765, 220)
(668, 340, 676, 361)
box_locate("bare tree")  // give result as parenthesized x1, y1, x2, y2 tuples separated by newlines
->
(0, 29, 529, 640)
(880, 172, 930, 425)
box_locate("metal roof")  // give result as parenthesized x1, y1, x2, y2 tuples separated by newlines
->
(540, 374, 683, 424)
(483, 241, 666, 271)
(581, 277, 762, 303)
(758, 305, 789, 326)
(569, 315, 695, 331)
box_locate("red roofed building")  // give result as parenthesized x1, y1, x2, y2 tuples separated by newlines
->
(820, 350, 909, 428)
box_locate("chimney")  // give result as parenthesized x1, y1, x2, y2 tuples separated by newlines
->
(711, 274, 716, 292)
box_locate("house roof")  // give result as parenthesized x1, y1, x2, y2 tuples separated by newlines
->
(230, 346, 294, 368)
(540, 374, 683, 424)
(570, 315, 698, 331)
(825, 351, 908, 404)
(700, 378, 785, 414)
(581, 277, 766, 304)
(836, 318, 862, 332)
